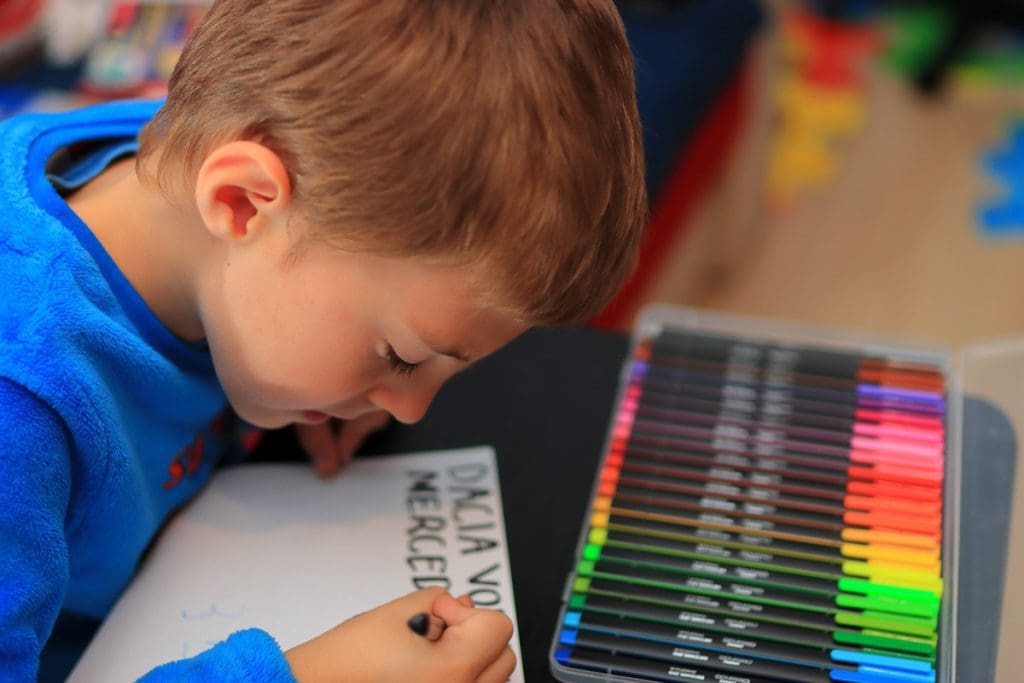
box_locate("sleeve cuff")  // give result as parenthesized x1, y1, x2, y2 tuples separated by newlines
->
(137, 628, 297, 682)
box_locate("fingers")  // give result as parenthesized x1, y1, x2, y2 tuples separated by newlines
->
(431, 590, 475, 626)
(295, 412, 391, 477)
(432, 592, 514, 676)
(476, 646, 517, 683)
(386, 590, 516, 682)
(294, 422, 341, 476)
(335, 410, 391, 466)
(393, 586, 448, 614)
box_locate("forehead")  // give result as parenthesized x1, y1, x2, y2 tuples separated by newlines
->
(384, 258, 527, 360)
(295, 213, 530, 317)
(290, 238, 525, 358)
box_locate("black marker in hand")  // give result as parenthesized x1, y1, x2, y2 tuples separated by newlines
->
(407, 612, 446, 641)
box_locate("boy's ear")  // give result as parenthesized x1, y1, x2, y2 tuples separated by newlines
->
(194, 141, 293, 243)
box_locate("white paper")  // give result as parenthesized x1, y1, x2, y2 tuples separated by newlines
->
(69, 446, 524, 682)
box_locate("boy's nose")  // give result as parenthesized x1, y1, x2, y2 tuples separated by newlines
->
(367, 383, 439, 425)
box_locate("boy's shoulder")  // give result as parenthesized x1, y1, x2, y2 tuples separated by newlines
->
(0, 100, 165, 393)
(0, 99, 161, 209)
(0, 98, 160, 195)
(0, 101, 148, 264)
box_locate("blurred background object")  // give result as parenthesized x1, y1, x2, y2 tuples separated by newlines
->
(0, 0, 209, 118)
(594, 0, 765, 327)
(76, 0, 207, 98)
(42, 0, 107, 66)
(0, 0, 47, 75)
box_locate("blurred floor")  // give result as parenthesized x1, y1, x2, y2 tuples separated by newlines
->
(646, 32, 1024, 351)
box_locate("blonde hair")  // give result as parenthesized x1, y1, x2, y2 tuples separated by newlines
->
(138, 0, 647, 325)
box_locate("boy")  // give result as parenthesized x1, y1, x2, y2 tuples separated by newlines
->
(0, 0, 646, 681)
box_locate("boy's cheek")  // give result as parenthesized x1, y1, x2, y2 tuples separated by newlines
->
(221, 394, 294, 430)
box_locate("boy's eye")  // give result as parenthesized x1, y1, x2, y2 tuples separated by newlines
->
(385, 343, 419, 377)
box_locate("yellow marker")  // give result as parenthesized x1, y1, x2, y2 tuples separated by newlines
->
(843, 560, 943, 597)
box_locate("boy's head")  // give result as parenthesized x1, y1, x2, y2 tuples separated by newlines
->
(138, 0, 646, 327)
(133, 0, 646, 428)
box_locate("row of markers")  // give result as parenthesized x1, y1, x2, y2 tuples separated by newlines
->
(553, 328, 947, 683)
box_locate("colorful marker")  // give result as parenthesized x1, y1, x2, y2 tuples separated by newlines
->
(553, 327, 948, 683)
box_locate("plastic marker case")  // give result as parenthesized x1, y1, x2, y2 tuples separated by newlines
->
(550, 306, 970, 683)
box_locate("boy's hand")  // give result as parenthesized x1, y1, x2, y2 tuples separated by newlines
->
(295, 410, 391, 476)
(284, 587, 516, 683)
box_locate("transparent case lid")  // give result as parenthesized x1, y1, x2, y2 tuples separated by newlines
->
(551, 305, 972, 683)
(959, 339, 1024, 683)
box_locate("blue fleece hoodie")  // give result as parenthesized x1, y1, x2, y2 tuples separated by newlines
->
(0, 100, 295, 682)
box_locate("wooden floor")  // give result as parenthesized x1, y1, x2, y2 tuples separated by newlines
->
(648, 62, 1024, 350)
(639, 30, 1024, 682)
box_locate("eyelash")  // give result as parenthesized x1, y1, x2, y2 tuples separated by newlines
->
(385, 344, 419, 377)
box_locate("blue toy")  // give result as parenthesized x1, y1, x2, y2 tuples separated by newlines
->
(979, 120, 1024, 236)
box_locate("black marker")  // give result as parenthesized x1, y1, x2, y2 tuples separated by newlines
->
(407, 612, 445, 641)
